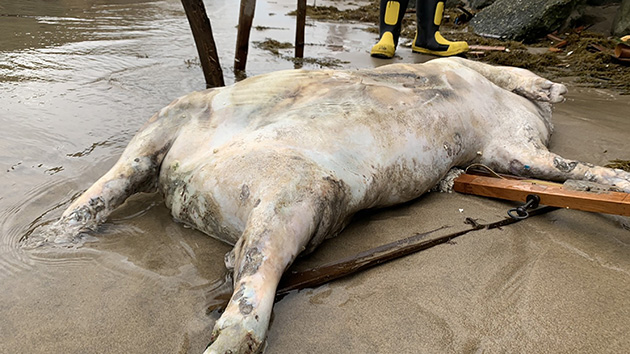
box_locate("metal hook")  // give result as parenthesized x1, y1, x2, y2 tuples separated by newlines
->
(507, 194, 541, 220)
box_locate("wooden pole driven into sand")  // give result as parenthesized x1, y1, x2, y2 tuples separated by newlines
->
(295, 0, 307, 58)
(234, 0, 257, 72)
(181, 0, 225, 88)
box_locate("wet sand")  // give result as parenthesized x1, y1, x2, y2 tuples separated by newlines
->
(1, 0, 629, 353)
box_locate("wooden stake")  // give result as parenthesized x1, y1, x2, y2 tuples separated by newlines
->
(453, 174, 630, 216)
(295, 0, 307, 59)
(181, 0, 225, 88)
(235, 0, 256, 72)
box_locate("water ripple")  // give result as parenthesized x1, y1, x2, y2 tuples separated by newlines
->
(0, 176, 84, 279)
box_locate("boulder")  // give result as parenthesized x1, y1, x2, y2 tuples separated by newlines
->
(470, 0, 580, 42)
(468, 0, 498, 10)
(563, 2, 621, 35)
(612, 0, 630, 36)
(585, 0, 619, 5)
(444, 0, 464, 8)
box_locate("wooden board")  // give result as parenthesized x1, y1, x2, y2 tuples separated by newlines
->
(453, 174, 630, 217)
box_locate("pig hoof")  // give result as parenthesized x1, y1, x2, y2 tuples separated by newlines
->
(548, 82, 567, 103)
(21, 219, 93, 249)
(204, 322, 263, 354)
(516, 78, 567, 103)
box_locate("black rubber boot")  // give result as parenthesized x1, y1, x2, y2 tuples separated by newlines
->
(412, 0, 468, 56)
(371, 0, 410, 59)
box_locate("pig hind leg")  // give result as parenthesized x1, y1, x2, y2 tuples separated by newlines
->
(204, 194, 329, 354)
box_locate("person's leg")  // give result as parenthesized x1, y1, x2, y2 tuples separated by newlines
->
(412, 0, 468, 56)
(370, 0, 410, 59)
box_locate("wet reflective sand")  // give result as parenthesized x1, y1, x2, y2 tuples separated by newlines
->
(1, 0, 629, 353)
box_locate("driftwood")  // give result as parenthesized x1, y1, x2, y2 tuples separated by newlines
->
(468, 45, 506, 52)
(181, 0, 224, 88)
(276, 206, 556, 297)
(206, 205, 557, 312)
(467, 45, 506, 57)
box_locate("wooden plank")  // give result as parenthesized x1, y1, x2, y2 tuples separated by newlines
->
(546, 33, 564, 42)
(453, 174, 630, 216)
(468, 45, 506, 52)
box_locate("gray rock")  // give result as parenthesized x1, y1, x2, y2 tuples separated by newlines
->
(469, 0, 498, 10)
(612, 0, 630, 36)
(585, 0, 619, 5)
(470, 0, 580, 42)
(444, 0, 465, 8)
(564, 2, 620, 35)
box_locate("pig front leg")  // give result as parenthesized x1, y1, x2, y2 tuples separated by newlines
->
(482, 147, 630, 194)
(26, 114, 176, 246)
(205, 196, 324, 354)
(58, 151, 162, 232)
(443, 57, 568, 103)
(484, 147, 630, 229)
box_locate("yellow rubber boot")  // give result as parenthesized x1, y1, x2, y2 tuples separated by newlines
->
(411, 0, 468, 57)
(370, 0, 410, 59)
(412, 32, 469, 56)
(371, 32, 396, 59)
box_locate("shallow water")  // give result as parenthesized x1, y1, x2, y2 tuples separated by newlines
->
(1, 0, 629, 353)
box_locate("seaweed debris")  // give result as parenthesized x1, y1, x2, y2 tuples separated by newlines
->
(253, 38, 293, 55)
(605, 159, 630, 172)
(253, 38, 348, 68)
(288, 3, 379, 23)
